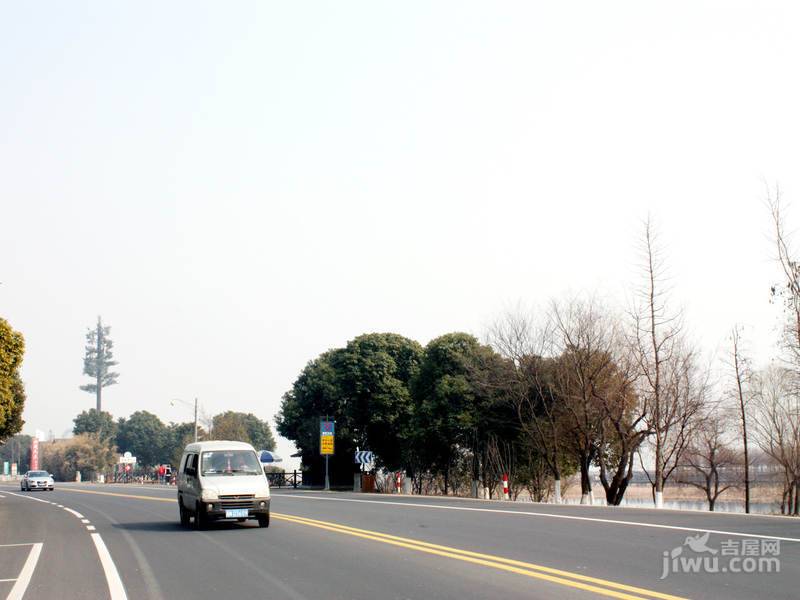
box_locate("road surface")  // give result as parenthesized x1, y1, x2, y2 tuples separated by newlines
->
(1, 483, 798, 599)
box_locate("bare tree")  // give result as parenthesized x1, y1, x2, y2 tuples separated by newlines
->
(488, 311, 567, 502)
(549, 298, 608, 504)
(631, 219, 702, 507)
(492, 302, 648, 506)
(595, 343, 650, 506)
(550, 296, 648, 505)
(485, 433, 515, 499)
(752, 365, 800, 515)
(768, 192, 800, 370)
(764, 191, 800, 515)
(728, 326, 753, 512)
(678, 410, 740, 511)
(518, 441, 557, 502)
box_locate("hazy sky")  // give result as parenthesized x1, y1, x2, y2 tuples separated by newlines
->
(3, 2, 800, 466)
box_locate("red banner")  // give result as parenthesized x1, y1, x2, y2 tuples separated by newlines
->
(30, 438, 39, 471)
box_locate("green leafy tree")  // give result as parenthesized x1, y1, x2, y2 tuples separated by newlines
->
(211, 412, 276, 450)
(411, 333, 512, 494)
(80, 316, 119, 411)
(277, 349, 345, 483)
(244, 414, 276, 450)
(164, 422, 205, 467)
(333, 333, 423, 470)
(0, 318, 26, 443)
(73, 409, 117, 443)
(116, 411, 167, 467)
(277, 333, 423, 484)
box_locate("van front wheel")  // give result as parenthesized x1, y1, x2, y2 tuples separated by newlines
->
(194, 503, 207, 530)
(257, 512, 270, 528)
(179, 500, 190, 527)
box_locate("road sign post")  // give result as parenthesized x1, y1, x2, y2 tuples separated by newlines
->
(320, 418, 335, 491)
(119, 451, 137, 482)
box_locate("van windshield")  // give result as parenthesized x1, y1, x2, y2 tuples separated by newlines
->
(201, 450, 261, 476)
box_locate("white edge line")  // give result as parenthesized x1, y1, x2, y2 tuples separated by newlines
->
(268, 487, 800, 521)
(6, 542, 42, 600)
(0, 578, 17, 582)
(0, 543, 36, 548)
(90, 533, 127, 600)
(62, 507, 85, 519)
(6, 492, 50, 504)
(284, 495, 800, 543)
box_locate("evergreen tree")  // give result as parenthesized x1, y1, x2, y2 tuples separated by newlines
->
(80, 316, 119, 411)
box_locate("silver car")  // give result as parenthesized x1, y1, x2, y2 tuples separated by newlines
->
(21, 470, 55, 491)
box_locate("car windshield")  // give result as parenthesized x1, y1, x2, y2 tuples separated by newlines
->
(28, 471, 49, 477)
(201, 450, 261, 476)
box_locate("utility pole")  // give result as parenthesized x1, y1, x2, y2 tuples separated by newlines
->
(171, 397, 200, 442)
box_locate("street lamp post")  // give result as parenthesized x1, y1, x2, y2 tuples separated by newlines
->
(171, 397, 199, 443)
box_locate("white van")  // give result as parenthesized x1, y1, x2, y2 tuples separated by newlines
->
(177, 441, 270, 529)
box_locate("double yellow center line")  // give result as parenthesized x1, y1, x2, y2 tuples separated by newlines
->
(59, 487, 685, 600)
(273, 513, 683, 600)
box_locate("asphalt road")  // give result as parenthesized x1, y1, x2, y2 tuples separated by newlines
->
(1, 483, 798, 600)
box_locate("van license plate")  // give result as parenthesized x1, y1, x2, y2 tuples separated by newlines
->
(225, 509, 249, 518)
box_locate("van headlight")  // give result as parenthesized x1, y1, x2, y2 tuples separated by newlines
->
(201, 490, 219, 501)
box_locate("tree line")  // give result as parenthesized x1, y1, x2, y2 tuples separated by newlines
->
(35, 408, 276, 481)
(278, 209, 800, 514)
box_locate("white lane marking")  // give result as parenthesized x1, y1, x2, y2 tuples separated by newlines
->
(0, 579, 16, 582)
(86, 525, 96, 531)
(7, 493, 50, 504)
(7, 542, 42, 600)
(56, 504, 63, 507)
(0, 494, 5, 498)
(81, 519, 91, 524)
(90, 533, 127, 600)
(63, 507, 85, 519)
(283, 495, 800, 543)
(0, 543, 36, 548)
(6, 491, 128, 598)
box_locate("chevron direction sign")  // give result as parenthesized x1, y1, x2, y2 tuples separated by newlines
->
(354, 451, 374, 464)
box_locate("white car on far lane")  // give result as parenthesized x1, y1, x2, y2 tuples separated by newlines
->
(21, 470, 55, 491)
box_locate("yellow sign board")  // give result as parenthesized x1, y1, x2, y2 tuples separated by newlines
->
(320, 435, 334, 455)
